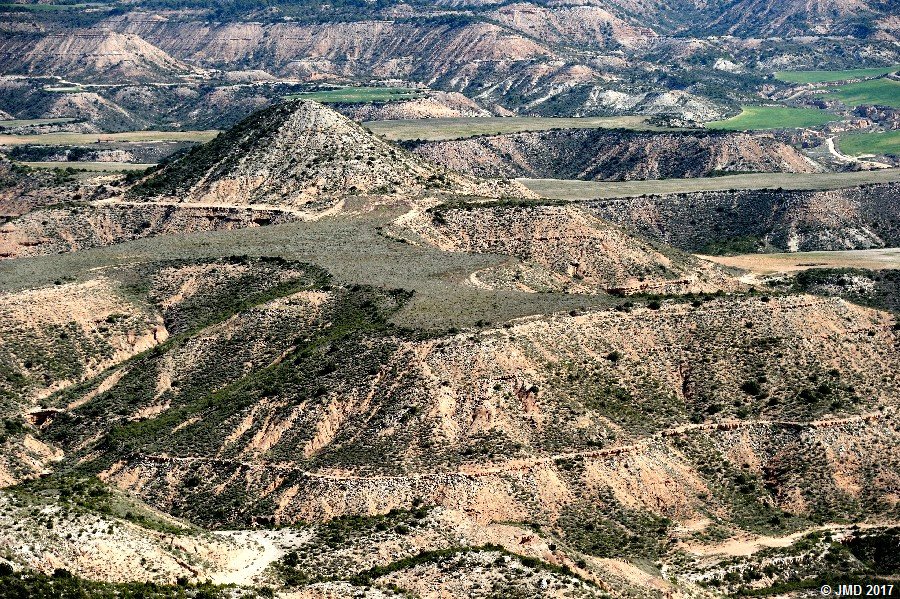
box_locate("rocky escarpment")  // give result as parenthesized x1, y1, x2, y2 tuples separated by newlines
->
(130, 100, 527, 209)
(585, 182, 900, 253)
(409, 129, 824, 181)
(392, 202, 742, 295)
(0, 203, 298, 260)
(0, 30, 195, 83)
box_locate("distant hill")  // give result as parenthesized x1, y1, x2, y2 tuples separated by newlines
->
(0, 30, 194, 83)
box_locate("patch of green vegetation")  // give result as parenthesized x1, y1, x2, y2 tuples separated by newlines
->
(131, 255, 330, 334)
(824, 78, 900, 108)
(275, 506, 432, 584)
(0, 564, 259, 598)
(737, 575, 898, 597)
(838, 130, 900, 156)
(9, 476, 191, 535)
(351, 545, 590, 586)
(0, 417, 27, 443)
(705, 106, 836, 131)
(678, 436, 809, 535)
(775, 65, 899, 83)
(699, 527, 900, 596)
(0, 118, 76, 128)
(845, 527, 900, 574)
(557, 496, 673, 559)
(701, 235, 764, 256)
(46, 279, 416, 525)
(790, 268, 900, 314)
(427, 197, 568, 225)
(284, 87, 423, 104)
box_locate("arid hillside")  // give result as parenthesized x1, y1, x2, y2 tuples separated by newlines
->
(30, 259, 900, 561)
(585, 182, 900, 253)
(391, 202, 742, 294)
(409, 130, 824, 181)
(0, 203, 298, 260)
(0, 31, 195, 83)
(129, 100, 525, 209)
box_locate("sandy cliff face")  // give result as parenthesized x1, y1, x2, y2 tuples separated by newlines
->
(0, 30, 194, 83)
(105, 18, 552, 80)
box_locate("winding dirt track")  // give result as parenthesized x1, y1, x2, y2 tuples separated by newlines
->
(133, 410, 889, 482)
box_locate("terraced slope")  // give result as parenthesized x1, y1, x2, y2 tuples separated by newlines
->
(34, 269, 900, 535)
(0, 248, 898, 597)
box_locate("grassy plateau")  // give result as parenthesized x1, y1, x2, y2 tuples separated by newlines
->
(0, 130, 219, 146)
(823, 78, 900, 108)
(776, 65, 900, 83)
(17, 161, 156, 171)
(519, 168, 900, 199)
(705, 106, 835, 131)
(0, 117, 75, 128)
(838, 130, 900, 157)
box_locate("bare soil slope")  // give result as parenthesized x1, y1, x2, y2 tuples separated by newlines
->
(392, 202, 742, 294)
(410, 130, 824, 181)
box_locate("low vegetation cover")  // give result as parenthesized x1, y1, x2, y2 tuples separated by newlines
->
(775, 65, 899, 83)
(788, 268, 900, 314)
(838, 130, 900, 156)
(823, 78, 900, 107)
(705, 106, 835, 130)
(0, 564, 258, 599)
(284, 87, 423, 104)
(365, 116, 660, 141)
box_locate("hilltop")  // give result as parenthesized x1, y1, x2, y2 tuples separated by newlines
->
(131, 100, 526, 209)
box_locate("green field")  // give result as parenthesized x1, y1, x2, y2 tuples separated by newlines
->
(285, 87, 423, 104)
(838, 130, 900, 157)
(0, 117, 75, 128)
(519, 168, 900, 200)
(364, 116, 668, 141)
(0, 130, 218, 146)
(823, 78, 900, 108)
(18, 161, 155, 172)
(705, 106, 836, 131)
(776, 66, 900, 84)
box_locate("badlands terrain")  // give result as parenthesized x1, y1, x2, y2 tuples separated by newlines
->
(1, 0, 900, 598)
